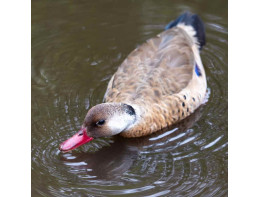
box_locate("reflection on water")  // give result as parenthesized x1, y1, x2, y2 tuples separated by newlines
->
(32, 0, 227, 196)
(59, 107, 202, 180)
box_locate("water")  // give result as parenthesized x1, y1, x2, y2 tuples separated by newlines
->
(32, 0, 228, 196)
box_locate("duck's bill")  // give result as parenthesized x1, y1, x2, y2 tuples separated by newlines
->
(59, 128, 93, 152)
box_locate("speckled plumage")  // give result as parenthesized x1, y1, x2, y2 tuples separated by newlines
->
(59, 13, 208, 153)
(104, 23, 207, 138)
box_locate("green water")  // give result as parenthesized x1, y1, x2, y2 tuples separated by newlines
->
(32, 0, 227, 196)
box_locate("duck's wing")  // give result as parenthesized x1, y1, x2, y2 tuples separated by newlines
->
(105, 13, 207, 138)
(104, 27, 198, 103)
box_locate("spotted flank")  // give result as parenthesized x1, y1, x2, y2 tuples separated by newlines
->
(59, 12, 208, 153)
(103, 12, 207, 138)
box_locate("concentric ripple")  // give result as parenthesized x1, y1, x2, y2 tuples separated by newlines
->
(32, 1, 227, 196)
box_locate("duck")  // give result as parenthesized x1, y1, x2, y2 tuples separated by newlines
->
(59, 12, 207, 152)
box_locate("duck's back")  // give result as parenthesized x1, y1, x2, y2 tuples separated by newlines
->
(104, 13, 207, 137)
(105, 27, 194, 103)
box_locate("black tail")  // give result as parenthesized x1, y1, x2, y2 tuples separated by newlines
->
(165, 12, 206, 50)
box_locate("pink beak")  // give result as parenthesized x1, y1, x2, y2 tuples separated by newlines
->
(59, 128, 93, 152)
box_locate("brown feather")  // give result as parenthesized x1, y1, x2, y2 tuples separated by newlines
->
(104, 26, 207, 138)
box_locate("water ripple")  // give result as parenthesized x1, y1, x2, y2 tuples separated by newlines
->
(32, 1, 228, 196)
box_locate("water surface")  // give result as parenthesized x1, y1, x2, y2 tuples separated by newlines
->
(32, 0, 228, 196)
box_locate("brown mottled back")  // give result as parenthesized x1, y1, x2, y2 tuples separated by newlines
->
(104, 26, 207, 138)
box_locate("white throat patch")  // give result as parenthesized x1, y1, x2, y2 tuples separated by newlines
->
(107, 113, 136, 135)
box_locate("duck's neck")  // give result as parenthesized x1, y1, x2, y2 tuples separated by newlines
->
(107, 103, 138, 135)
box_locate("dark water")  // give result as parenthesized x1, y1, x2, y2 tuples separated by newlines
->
(32, 0, 228, 196)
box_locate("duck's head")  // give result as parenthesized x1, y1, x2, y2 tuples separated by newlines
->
(59, 103, 136, 152)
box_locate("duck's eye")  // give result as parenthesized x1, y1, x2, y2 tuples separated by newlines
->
(96, 119, 105, 126)
(78, 133, 83, 136)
